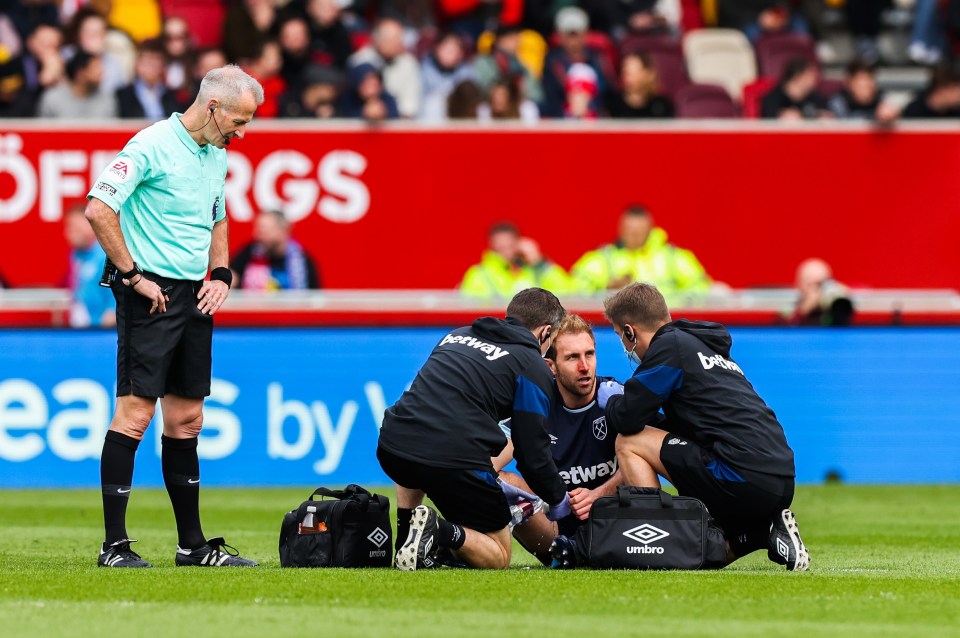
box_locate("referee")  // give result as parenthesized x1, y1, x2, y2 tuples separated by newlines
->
(85, 65, 263, 568)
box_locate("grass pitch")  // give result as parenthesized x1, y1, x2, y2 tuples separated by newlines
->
(1, 485, 958, 638)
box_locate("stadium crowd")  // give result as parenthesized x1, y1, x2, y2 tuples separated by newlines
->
(2, 0, 960, 121)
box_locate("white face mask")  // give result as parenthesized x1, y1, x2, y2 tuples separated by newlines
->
(621, 330, 642, 367)
(623, 341, 642, 367)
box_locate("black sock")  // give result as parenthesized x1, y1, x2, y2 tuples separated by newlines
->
(729, 523, 769, 558)
(161, 435, 206, 549)
(101, 430, 140, 545)
(437, 518, 466, 550)
(396, 508, 413, 553)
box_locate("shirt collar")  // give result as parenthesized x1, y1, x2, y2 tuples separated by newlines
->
(171, 112, 206, 155)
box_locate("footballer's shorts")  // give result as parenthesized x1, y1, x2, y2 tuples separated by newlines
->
(659, 433, 794, 552)
(377, 446, 513, 533)
(112, 273, 212, 399)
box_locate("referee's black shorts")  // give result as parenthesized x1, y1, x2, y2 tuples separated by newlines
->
(659, 433, 794, 543)
(112, 272, 212, 399)
(377, 446, 513, 533)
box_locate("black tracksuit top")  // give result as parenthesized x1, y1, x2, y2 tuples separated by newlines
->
(379, 316, 568, 505)
(605, 319, 795, 480)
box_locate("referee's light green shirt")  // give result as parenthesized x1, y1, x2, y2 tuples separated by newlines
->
(87, 113, 227, 281)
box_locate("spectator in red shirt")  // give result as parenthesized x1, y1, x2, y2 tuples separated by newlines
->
(564, 62, 600, 120)
(437, 0, 524, 39)
(541, 6, 613, 118)
(244, 40, 286, 118)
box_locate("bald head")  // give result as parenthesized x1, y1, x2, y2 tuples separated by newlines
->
(796, 258, 832, 292)
(373, 18, 406, 60)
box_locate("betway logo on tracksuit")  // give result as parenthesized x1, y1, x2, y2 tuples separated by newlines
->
(559, 459, 618, 486)
(697, 352, 743, 375)
(440, 334, 510, 361)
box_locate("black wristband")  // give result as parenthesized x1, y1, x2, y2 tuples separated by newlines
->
(120, 262, 143, 288)
(121, 262, 143, 281)
(210, 267, 233, 288)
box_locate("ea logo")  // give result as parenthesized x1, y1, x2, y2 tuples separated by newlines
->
(109, 160, 130, 182)
(592, 417, 607, 441)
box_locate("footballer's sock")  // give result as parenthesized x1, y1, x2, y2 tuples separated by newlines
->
(396, 508, 413, 553)
(729, 524, 769, 558)
(437, 518, 466, 550)
(101, 430, 140, 545)
(161, 435, 206, 549)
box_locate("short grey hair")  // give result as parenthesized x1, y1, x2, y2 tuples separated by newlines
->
(259, 209, 290, 230)
(197, 64, 265, 109)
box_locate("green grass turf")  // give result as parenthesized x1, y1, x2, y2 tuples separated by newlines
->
(1, 485, 959, 638)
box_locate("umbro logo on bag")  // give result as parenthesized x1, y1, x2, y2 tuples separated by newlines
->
(623, 524, 670, 545)
(623, 524, 670, 554)
(367, 527, 389, 548)
(367, 527, 389, 558)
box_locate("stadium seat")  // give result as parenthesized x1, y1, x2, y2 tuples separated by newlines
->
(620, 35, 690, 98)
(159, 0, 226, 49)
(682, 28, 757, 102)
(818, 78, 844, 98)
(674, 83, 739, 118)
(680, 0, 705, 32)
(756, 33, 819, 80)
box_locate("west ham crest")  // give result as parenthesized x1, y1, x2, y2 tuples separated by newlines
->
(592, 417, 607, 440)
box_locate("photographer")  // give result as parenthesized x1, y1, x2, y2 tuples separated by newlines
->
(459, 222, 571, 298)
(785, 258, 855, 327)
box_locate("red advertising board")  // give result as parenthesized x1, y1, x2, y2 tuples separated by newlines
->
(1, 122, 958, 290)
